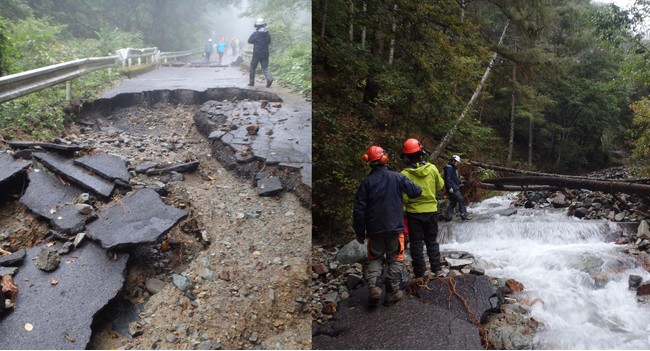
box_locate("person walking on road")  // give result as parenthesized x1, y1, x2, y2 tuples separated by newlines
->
(204, 38, 213, 63)
(217, 37, 227, 65)
(353, 145, 422, 307)
(400, 138, 446, 280)
(247, 18, 273, 87)
(444, 155, 470, 221)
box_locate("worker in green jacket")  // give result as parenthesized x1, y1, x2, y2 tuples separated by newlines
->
(400, 138, 446, 279)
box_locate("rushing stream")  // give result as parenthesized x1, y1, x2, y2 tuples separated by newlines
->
(440, 194, 650, 349)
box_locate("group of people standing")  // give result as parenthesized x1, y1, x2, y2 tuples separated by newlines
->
(353, 139, 470, 307)
(204, 37, 237, 65)
(202, 17, 273, 88)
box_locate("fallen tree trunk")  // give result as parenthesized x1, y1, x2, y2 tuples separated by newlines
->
(483, 176, 650, 197)
(479, 182, 561, 192)
(471, 161, 650, 183)
(430, 21, 509, 160)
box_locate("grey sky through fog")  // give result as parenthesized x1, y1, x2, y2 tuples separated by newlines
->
(203, 0, 255, 43)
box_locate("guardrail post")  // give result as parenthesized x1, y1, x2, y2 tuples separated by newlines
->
(65, 81, 72, 101)
(137, 57, 141, 65)
(108, 67, 112, 77)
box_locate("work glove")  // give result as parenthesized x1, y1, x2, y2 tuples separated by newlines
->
(356, 232, 366, 244)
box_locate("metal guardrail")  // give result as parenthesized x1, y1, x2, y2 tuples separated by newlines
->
(0, 47, 201, 104)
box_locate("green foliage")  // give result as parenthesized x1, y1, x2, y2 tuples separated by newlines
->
(273, 41, 311, 93)
(629, 98, 650, 176)
(3, 16, 67, 73)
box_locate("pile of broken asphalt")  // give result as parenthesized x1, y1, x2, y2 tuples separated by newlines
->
(0, 141, 196, 349)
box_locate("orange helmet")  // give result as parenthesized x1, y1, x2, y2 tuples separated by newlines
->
(363, 146, 388, 164)
(403, 138, 423, 154)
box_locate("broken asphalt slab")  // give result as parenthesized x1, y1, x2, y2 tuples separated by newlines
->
(0, 241, 129, 350)
(312, 275, 493, 350)
(33, 152, 114, 198)
(7, 140, 86, 154)
(74, 153, 130, 183)
(0, 153, 30, 186)
(20, 169, 88, 235)
(86, 188, 187, 250)
(194, 98, 311, 206)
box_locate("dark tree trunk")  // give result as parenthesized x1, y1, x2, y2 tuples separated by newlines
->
(483, 176, 650, 197)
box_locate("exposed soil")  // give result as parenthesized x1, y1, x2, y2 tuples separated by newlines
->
(1, 102, 311, 349)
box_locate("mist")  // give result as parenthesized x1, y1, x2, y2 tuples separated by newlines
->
(199, 0, 311, 46)
(203, 1, 255, 44)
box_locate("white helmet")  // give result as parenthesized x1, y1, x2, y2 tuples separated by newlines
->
(255, 18, 266, 26)
(452, 155, 461, 163)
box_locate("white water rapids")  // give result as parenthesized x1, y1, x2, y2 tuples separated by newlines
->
(440, 194, 650, 349)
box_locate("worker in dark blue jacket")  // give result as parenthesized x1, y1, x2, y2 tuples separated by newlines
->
(353, 145, 422, 307)
(443, 155, 469, 221)
(247, 18, 273, 87)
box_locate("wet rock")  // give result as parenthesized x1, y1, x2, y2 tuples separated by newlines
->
(74, 153, 130, 183)
(573, 207, 588, 218)
(34, 152, 114, 198)
(36, 248, 60, 272)
(58, 242, 74, 255)
(629, 275, 643, 289)
(172, 274, 191, 292)
(246, 124, 259, 135)
(638, 220, 650, 239)
(483, 312, 540, 349)
(74, 203, 94, 215)
(505, 279, 525, 293)
(146, 278, 166, 294)
(551, 193, 568, 208)
(0, 249, 26, 267)
(496, 208, 518, 217)
(335, 240, 367, 265)
(445, 257, 474, 269)
(636, 283, 650, 296)
(313, 275, 490, 349)
(0, 241, 128, 350)
(0, 153, 30, 186)
(345, 274, 362, 290)
(257, 176, 282, 196)
(20, 170, 88, 235)
(86, 188, 187, 250)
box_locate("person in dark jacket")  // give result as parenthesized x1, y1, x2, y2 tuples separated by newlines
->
(443, 155, 469, 221)
(247, 18, 273, 87)
(353, 145, 422, 307)
(400, 138, 446, 280)
(204, 38, 213, 63)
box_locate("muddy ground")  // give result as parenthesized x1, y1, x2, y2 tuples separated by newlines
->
(1, 103, 311, 349)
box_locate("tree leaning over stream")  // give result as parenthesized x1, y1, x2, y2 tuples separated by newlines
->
(313, 0, 650, 242)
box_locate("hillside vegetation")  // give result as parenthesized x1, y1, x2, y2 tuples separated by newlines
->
(313, 0, 650, 241)
(0, 0, 310, 139)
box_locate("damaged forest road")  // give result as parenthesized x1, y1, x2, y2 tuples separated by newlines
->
(0, 87, 311, 350)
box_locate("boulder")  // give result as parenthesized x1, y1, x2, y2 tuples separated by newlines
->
(335, 240, 367, 265)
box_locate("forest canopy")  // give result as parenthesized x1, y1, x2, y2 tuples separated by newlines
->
(313, 0, 650, 241)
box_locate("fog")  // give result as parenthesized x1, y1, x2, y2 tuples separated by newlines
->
(204, 1, 255, 44)
(200, 0, 311, 45)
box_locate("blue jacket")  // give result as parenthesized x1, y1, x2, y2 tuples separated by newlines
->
(353, 165, 422, 237)
(217, 41, 226, 53)
(443, 162, 461, 191)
